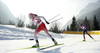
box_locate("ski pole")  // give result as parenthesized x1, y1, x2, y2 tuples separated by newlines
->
(48, 14, 60, 21)
(77, 29, 79, 34)
(77, 29, 80, 37)
(50, 17, 63, 23)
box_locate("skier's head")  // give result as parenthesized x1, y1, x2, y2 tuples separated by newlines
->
(29, 13, 38, 19)
(80, 24, 83, 26)
(29, 13, 34, 19)
(29, 13, 34, 16)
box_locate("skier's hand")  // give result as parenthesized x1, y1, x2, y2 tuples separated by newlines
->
(46, 21, 50, 24)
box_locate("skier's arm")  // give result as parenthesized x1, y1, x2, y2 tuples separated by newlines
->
(39, 16, 49, 24)
(85, 26, 88, 29)
(43, 17, 49, 24)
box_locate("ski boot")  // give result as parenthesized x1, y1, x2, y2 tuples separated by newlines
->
(32, 43, 39, 47)
(54, 42, 58, 45)
(52, 38, 58, 45)
(90, 36, 95, 41)
(92, 38, 95, 41)
(32, 40, 39, 47)
(83, 39, 86, 41)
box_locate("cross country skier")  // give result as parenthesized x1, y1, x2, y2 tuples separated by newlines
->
(78, 24, 94, 41)
(29, 13, 58, 47)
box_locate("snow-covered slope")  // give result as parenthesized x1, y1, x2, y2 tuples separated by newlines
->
(0, 25, 100, 53)
(0, 24, 64, 40)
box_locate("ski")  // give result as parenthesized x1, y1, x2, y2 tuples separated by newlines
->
(40, 43, 64, 50)
(8, 46, 45, 51)
(78, 39, 95, 42)
(48, 14, 60, 21)
(77, 40, 86, 42)
(8, 43, 64, 51)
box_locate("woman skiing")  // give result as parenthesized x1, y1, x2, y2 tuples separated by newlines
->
(78, 24, 94, 41)
(29, 13, 58, 47)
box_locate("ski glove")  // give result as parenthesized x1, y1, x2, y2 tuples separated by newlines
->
(46, 21, 50, 24)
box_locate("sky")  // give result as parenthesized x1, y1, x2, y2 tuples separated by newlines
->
(1, 0, 98, 29)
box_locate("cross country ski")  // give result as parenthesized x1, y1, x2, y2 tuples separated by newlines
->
(7, 43, 64, 51)
(7, 46, 45, 51)
(40, 43, 64, 50)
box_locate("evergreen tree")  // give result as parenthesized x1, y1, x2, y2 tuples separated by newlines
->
(49, 22, 60, 33)
(26, 23, 37, 29)
(8, 20, 15, 25)
(16, 14, 25, 27)
(17, 19, 24, 27)
(53, 23, 59, 33)
(0, 17, 1, 24)
(70, 16, 77, 31)
(67, 26, 70, 31)
(83, 17, 91, 30)
(30, 23, 37, 29)
(93, 15, 99, 30)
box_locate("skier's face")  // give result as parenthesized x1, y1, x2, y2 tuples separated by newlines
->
(80, 25, 82, 27)
(29, 15, 33, 19)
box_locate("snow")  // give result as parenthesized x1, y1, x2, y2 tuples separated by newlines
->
(0, 24, 100, 53)
(0, 1, 18, 24)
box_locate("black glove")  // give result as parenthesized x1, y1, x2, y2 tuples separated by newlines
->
(46, 21, 50, 24)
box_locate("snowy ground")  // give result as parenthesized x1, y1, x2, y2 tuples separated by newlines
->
(0, 25, 100, 53)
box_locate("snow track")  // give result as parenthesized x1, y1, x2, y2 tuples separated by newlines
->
(0, 25, 100, 53)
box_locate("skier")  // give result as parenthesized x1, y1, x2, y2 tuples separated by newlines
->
(78, 24, 94, 41)
(29, 13, 58, 47)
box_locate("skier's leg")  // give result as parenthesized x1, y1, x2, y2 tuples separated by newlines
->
(33, 27, 42, 47)
(83, 31, 86, 41)
(43, 27, 57, 45)
(86, 30, 94, 40)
